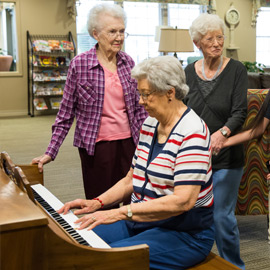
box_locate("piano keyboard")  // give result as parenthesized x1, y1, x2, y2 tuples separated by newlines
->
(31, 184, 110, 249)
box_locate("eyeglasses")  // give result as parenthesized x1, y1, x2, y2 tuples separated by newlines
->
(203, 35, 225, 45)
(107, 30, 129, 39)
(138, 89, 156, 101)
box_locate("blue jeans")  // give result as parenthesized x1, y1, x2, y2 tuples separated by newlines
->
(93, 221, 214, 270)
(213, 168, 245, 270)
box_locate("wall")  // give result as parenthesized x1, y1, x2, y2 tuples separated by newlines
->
(0, 0, 76, 117)
(216, 0, 256, 61)
(0, 0, 257, 117)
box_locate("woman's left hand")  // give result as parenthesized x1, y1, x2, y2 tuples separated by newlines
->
(75, 209, 121, 231)
(211, 130, 227, 156)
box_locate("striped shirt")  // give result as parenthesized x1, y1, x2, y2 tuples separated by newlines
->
(130, 108, 213, 232)
(45, 45, 148, 159)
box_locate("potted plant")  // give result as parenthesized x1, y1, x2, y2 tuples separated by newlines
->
(242, 61, 266, 73)
(0, 48, 13, 71)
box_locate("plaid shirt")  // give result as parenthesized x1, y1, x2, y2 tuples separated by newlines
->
(45, 45, 148, 159)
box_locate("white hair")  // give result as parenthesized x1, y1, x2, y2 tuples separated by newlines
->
(131, 55, 189, 101)
(87, 3, 127, 38)
(189, 13, 225, 43)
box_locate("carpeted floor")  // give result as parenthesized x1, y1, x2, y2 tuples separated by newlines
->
(1, 114, 270, 270)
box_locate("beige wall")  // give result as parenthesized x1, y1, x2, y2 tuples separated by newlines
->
(216, 0, 256, 61)
(0, 0, 76, 117)
(0, 0, 256, 117)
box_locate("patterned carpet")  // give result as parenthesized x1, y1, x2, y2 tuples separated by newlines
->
(0, 114, 270, 270)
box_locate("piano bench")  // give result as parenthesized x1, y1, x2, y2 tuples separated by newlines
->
(187, 252, 240, 270)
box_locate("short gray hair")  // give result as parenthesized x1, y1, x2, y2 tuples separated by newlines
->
(131, 55, 189, 101)
(189, 13, 225, 43)
(87, 3, 127, 38)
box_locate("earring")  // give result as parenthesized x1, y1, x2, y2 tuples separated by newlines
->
(169, 98, 172, 102)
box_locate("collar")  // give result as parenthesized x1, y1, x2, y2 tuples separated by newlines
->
(87, 43, 128, 70)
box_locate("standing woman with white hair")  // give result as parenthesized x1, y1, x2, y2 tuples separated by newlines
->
(31, 3, 147, 203)
(184, 13, 247, 270)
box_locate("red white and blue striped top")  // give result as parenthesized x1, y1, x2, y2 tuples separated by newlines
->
(130, 107, 213, 232)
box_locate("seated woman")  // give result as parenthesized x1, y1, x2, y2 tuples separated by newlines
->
(58, 55, 214, 270)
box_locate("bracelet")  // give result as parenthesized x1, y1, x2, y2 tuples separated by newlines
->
(93, 197, 104, 209)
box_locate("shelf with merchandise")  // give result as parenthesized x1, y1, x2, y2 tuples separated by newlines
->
(27, 31, 76, 116)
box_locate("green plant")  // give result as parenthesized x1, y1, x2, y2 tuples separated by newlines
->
(242, 61, 266, 73)
(0, 48, 9, 55)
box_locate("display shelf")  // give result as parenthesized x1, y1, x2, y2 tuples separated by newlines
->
(27, 31, 76, 116)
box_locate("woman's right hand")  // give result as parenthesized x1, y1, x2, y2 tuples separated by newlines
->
(31, 154, 52, 172)
(57, 199, 101, 215)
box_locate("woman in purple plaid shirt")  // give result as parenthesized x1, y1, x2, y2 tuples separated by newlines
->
(31, 3, 147, 204)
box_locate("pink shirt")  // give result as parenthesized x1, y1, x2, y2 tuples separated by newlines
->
(96, 65, 131, 142)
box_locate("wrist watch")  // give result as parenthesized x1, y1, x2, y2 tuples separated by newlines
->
(219, 128, 228, 138)
(126, 204, 133, 218)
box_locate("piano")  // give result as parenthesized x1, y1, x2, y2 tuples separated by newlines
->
(0, 164, 149, 270)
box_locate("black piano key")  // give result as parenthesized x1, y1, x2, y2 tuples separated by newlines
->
(32, 188, 91, 247)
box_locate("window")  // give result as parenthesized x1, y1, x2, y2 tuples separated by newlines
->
(76, 1, 205, 65)
(124, 2, 159, 64)
(76, 0, 113, 54)
(256, 7, 270, 67)
(168, 4, 204, 65)
(0, 0, 21, 75)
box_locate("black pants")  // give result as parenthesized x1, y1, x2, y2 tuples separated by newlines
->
(78, 137, 135, 206)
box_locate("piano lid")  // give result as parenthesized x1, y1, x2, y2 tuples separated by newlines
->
(0, 168, 48, 232)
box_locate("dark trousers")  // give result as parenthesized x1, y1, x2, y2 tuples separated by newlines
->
(78, 137, 135, 205)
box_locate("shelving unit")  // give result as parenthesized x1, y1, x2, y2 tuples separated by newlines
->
(27, 31, 76, 117)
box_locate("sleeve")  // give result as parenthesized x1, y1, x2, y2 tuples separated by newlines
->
(264, 100, 270, 120)
(174, 122, 211, 186)
(45, 59, 77, 159)
(225, 62, 248, 134)
(131, 146, 139, 169)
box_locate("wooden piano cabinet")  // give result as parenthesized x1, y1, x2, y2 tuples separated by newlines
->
(17, 164, 44, 185)
(44, 226, 149, 270)
(0, 168, 48, 270)
(1, 226, 47, 270)
(0, 166, 149, 270)
(39, 206, 149, 269)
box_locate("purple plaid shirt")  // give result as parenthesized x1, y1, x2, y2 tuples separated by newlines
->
(45, 45, 148, 159)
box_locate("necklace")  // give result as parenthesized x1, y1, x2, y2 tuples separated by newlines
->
(202, 56, 223, 81)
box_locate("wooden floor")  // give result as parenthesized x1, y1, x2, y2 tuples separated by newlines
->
(1, 114, 270, 270)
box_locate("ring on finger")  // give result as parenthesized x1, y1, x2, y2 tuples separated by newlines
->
(91, 216, 96, 222)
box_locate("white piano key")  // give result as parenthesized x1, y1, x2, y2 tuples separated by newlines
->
(32, 184, 110, 249)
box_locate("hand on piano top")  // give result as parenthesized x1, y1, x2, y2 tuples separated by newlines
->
(57, 198, 123, 231)
(31, 154, 52, 173)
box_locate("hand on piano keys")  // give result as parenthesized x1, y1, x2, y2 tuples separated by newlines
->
(59, 199, 123, 231)
(73, 207, 122, 231)
(31, 184, 111, 248)
(57, 193, 124, 232)
(57, 198, 100, 215)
